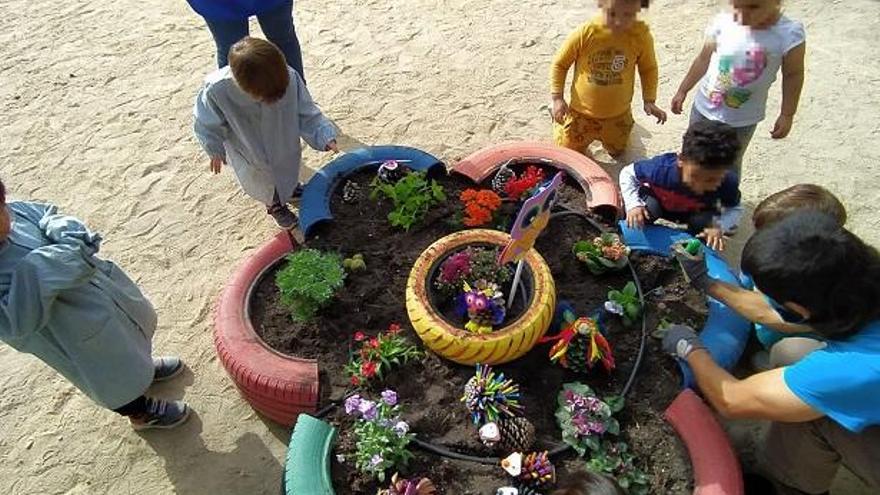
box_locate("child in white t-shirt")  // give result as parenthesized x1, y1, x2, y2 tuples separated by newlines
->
(670, 0, 806, 175)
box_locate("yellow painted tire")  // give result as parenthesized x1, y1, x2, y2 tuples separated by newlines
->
(406, 229, 556, 365)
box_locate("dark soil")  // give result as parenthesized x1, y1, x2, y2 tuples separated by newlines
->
(252, 166, 704, 494)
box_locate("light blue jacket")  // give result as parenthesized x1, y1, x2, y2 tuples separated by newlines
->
(0, 202, 156, 409)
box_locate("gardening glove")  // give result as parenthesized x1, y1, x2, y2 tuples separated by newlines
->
(661, 324, 706, 360)
(672, 241, 713, 292)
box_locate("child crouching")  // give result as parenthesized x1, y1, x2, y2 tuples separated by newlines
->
(620, 120, 742, 251)
(193, 36, 337, 230)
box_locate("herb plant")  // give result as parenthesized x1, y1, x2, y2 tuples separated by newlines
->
(572, 233, 630, 275)
(275, 249, 345, 322)
(345, 323, 423, 386)
(344, 390, 415, 482)
(587, 440, 650, 495)
(370, 171, 446, 231)
(555, 382, 623, 456)
(607, 282, 642, 328)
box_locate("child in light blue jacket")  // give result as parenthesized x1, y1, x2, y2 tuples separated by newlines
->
(0, 178, 189, 430)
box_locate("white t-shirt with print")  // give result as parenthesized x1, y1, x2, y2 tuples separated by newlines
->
(694, 13, 805, 127)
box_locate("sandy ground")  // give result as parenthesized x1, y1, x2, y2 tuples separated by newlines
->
(0, 0, 878, 493)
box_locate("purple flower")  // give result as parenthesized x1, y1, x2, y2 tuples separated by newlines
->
(370, 453, 384, 467)
(392, 421, 409, 437)
(359, 400, 378, 421)
(381, 389, 398, 406)
(587, 421, 606, 435)
(344, 395, 362, 415)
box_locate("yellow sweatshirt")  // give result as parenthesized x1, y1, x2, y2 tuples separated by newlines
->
(550, 17, 659, 119)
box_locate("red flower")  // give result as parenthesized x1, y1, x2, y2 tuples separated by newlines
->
(368, 337, 380, 349)
(350, 375, 360, 386)
(354, 331, 366, 342)
(388, 323, 402, 334)
(361, 360, 377, 377)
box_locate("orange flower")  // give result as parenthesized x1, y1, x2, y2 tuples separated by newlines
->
(461, 188, 501, 227)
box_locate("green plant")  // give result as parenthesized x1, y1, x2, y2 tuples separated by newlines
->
(344, 390, 415, 482)
(433, 246, 512, 297)
(275, 249, 345, 322)
(572, 233, 630, 275)
(343, 253, 366, 272)
(607, 282, 642, 327)
(370, 171, 446, 231)
(555, 382, 623, 457)
(587, 440, 650, 495)
(345, 323, 424, 386)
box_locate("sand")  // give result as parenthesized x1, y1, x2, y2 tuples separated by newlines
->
(0, 0, 877, 493)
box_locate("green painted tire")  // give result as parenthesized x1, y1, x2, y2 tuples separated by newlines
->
(284, 414, 337, 494)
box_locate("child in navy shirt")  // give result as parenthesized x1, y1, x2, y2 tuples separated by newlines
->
(620, 119, 742, 250)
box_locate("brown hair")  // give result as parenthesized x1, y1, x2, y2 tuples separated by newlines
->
(551, 470, 625, 495)
(228, 37, 290, 103)
(752, 184, 846, 230)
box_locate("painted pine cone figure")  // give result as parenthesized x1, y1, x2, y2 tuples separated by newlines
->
(513, 483, 545, 495)
(565, 333, 591, 374)
(519, 451, 555, 487)
(496, 417, 536, 454)
(492, 162, 515, 196)
(342, 180, 361, 203)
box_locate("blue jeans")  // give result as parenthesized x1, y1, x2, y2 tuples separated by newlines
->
(203, 0, 304, 82)
(689, 107, 757, 179)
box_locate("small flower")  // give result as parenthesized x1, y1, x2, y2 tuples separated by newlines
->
(350, 375, 361, 386)
(358, 400, 378, 421)
(370, 453, 384, 467)
(368, 337, 380, 349)
(354, 331, 366, 342)
(392, 421, 409, 437)
(344, 395, 362, 415)
(388, 323, 402, 334)
(362, 360, 378, 377)
(336, 454, 346, 463)
(605, 300, 625, 316)
(381, 389, 398, 406)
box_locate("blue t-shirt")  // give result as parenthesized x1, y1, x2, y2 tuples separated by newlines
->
(187, 0, 289, 20)
(784, 320, 880, 432)
(633, 153, 740, 214)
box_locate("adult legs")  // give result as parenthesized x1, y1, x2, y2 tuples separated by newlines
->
(204, 17, 249, 68)
(257, 0, 305, 81)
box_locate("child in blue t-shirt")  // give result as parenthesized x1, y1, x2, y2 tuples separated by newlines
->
(620, 119, 742, 251)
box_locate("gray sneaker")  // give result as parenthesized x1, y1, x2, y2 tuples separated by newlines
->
(267, 203, 299, 230)
(130, 398, 191, 431)
(152, 356, 184, 383)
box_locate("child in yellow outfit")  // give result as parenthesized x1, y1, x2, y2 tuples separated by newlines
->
(551, 0, 667, 157)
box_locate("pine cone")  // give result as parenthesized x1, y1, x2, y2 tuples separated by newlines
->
(342, 180, 361, 203)
(496, 417, 536, 454)
(513, 483, 545, 495)
(565, 334, 591, 374)
(492, 163, 515, 195)
(519, 451, 555, 487)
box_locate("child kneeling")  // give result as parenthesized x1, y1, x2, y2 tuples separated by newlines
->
(193, 36, 337, 230)
(620, 120, 742, 251)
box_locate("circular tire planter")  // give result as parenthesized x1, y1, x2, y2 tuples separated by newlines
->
(213, 231, 319, 427)
(405, 229, 556, 365)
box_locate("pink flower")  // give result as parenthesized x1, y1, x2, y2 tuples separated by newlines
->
(388, 323, 402, 334)
(361, 360, 377, 377)
(354, 331, 366, 342)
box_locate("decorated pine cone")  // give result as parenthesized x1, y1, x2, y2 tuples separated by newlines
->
(513, 483, 546, 495)
(564, 333, 591, 374)
(497, 417, 536, 454)
(519, 451, 555, 487)
(462, 364, 524, 425)
(379, 473, 437, 495)
(492, 163, 515, 196)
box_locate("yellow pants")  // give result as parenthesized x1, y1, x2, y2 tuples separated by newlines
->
(553, 108, 634, 156)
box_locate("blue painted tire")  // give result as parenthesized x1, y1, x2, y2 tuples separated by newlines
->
(619, 223, 751, 389)
(299, 146, 444, 236)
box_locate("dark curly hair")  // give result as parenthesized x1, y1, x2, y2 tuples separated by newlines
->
(551, 470, 624, 495)
(680, 120, 740, 170)
(742, 211, 880, 338)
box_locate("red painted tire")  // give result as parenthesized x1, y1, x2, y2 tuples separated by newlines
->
(451, 141, 623, 219)
(213, 231, 319, 427)
(665, 389, 744, 495)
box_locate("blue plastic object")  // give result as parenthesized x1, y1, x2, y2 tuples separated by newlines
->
(619, 222, 752, 389)
(299, 146, 444, 236)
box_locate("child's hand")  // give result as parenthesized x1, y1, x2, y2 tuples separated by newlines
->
(770, 114, 793, 139)
(551, 96, 569, 124)
(325, 140, 339, 153)
(209, 156, 225, 174)
(644, 102, 667, 124)
(626, 206, 649, 230)
(698, 227, 725, 251)
(671, 90, 687, 115)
